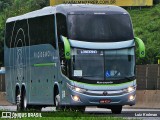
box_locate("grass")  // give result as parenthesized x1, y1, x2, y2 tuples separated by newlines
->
(21, 117, 126, 120)
(0, 111, 129, 120)
(127, 4, 160, 64)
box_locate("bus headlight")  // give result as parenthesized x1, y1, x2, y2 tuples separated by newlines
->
(67, 83, 87, 93)
(128, 86, 134, 92)
(75, 87, 81, 92)
(123, 86, 135, 93)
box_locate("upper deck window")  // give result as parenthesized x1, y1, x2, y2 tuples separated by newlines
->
(67, 14, 134, 42)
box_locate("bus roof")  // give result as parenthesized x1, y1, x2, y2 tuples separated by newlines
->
(6, 4, 128, 23)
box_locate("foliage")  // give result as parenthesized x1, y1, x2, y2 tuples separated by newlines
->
(0, 0, 49, 66)
(0, 0, 13, 11)
(128, 4, 160, 64)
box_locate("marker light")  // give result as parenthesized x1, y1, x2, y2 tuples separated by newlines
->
(72, 95, 80, 102)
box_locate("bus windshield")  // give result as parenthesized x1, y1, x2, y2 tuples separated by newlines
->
(67, 14, 134, 42)
(71, 47, 135, 81)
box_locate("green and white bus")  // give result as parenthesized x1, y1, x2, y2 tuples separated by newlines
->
(4, 4, 145, 113)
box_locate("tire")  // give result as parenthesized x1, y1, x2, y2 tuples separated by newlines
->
(16, 94, 21, 111)
(77, 106, 85, 113)
(27, 105, 42, 111)
(69, 106, 85, 112)
(55, 94, 60, 111)
(21, 90, 27, 111)
(111, 105, 122, 114)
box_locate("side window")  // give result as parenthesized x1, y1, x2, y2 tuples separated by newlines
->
(29, 15, 56, 48)
(56, 13, 69, 76)
(56, 14, 68, 38)
(5, 20, 29, 48)
(5, 22, 15, 48)
(6, 15, 56, 48)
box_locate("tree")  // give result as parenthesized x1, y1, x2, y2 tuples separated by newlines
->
(0, 0, 49, 65)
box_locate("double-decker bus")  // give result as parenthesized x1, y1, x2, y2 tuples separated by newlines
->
(4, 4, 145, 113)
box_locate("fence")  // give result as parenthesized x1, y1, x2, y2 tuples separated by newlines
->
(136, 64, 160, 90)
(0, 64, 160, 91)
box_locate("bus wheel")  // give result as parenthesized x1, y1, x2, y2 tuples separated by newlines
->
(71, 106, 85, 112)
(77, 106, 85, 112)
(27, 105, 42, 111)
(16, 94, 21, 111)
(111, 105, 122, 114)
(55, 94, 60, 111)
(34, 106, 42, 111)
(21, 90, 27, 111)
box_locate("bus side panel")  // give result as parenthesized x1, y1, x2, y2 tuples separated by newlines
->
(5, 21, 16, 104)
(28, 45, 57, 105)
(5, 19, 31, 104)
(27, 15, 57, 105)
(5, 14, 57, 106)
(4, 47, 16, 103)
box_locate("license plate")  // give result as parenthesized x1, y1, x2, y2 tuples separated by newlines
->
(100, 99, 111, 104)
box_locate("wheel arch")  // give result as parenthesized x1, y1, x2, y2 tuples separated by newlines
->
(21, 83, 26, 95)
(15, 83, 20, 103)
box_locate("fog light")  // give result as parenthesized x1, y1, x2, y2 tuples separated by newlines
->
(129, 95, 135, 101)
(72, 95, 80, 102)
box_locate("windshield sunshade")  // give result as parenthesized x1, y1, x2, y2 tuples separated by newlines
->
(68, 14, 134, 42)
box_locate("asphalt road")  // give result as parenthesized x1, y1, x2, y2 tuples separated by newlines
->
(0, 106, 160, 120)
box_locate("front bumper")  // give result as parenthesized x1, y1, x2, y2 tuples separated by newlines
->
(68, 89, 136, 106)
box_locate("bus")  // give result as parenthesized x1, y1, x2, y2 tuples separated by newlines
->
(4, 4, 145, 113)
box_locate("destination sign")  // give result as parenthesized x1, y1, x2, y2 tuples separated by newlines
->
(77, 50, 101, 54)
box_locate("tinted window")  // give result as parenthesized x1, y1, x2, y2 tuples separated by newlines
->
(56, 14, 68, 75)
(5, 15, 56, 48)
(5, 22, 15, 47)
(5, 20, 29, 48)
(68, 14, 134, 42)
(56, 14, 68, 39)
(29, 15, 56, 48)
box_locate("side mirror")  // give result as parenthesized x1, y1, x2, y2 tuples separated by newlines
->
(134, 37, 145, 58)
(60, 36, 71, 60)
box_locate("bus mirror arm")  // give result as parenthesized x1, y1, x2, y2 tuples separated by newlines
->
(134, 37, 145, 58)
(60, 35, 71, 60)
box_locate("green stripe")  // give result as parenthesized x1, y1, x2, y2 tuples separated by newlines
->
(69, 79, 136, 86)
(33, 63, 56, 67)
